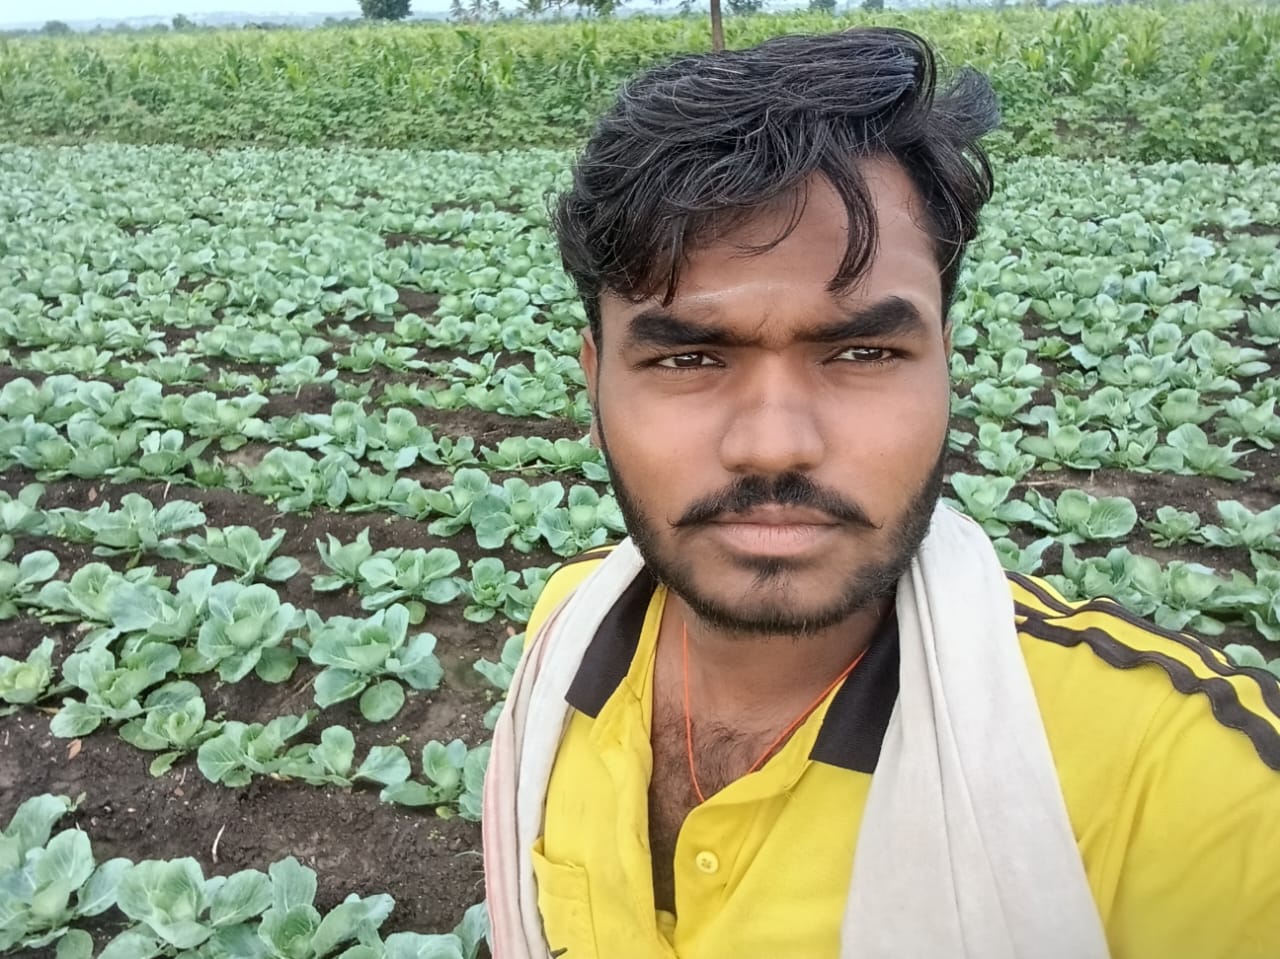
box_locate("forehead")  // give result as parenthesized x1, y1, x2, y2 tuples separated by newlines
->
(600, 158, 942, 338)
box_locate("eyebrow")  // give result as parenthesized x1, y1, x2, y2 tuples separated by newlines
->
(623, 296, 931, 351)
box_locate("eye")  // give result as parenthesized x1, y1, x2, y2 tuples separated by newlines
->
(833, 346, 895, 366)
(656, 352, 717, 369)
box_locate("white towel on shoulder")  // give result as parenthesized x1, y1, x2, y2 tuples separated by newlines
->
(483, 504, 1110, 959)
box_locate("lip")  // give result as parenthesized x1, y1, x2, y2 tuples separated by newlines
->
(710, 506, 839, 527)
(707, 509, 839, 557)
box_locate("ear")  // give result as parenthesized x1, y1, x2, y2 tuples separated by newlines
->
(942, 320, 953, 356)
(580, 330, 601, 447)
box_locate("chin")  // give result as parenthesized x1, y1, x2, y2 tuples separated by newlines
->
(677, 577, 875, 636)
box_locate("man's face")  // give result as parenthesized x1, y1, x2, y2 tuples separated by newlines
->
(580, 159, 952, 635)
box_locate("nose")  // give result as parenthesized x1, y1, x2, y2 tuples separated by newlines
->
(717, 359, 825, 476)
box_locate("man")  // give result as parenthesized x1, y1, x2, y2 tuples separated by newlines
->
(483, 27, 1280, 959)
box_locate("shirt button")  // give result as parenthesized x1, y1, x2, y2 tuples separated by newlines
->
(694, 851, 720, 875)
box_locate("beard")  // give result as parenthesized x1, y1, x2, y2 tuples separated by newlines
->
(597, 418, 946, 637)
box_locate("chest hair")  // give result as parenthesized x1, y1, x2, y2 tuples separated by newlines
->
(647, 689, 775, 915)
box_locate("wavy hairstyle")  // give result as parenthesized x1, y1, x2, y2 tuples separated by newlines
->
(553, 27, 1000, 339)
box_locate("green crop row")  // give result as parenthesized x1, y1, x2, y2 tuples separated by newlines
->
(1, 4, 1278, 162)
(2, 142, 1277, 649)
(1, 141, 1278, 951)
(2, 793, 488, 957)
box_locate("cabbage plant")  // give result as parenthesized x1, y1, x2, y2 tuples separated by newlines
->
(504, 566, 555, 624)
(1134, 387, 1219, 431)
(0, 794, 129, 954)
(336, 336, 425, 373)
(51, 643, 180, 738)
(1108, 426, 1162, 470)
(536, 486, 626, 557)
(0, 636, 59, 714)
(305, 605, 444, 721)
(174, 391, 268, 451)
(1018, 423, 1114, 471)
(1144, 506, 1202, 547)
(944, 474, 1037, 538)
(247, 449, 361, 513)
(1048, 547, 1231, 636)
(1024, 489, 1139, 544)
(196, 713, 315, 787)
(459, 557, 521, 623)
(1198, 501, 1280, 557)
(0, 535, 58, 619)
(289, 725, 412, 789)
(971, 423, 1036, 480)
(67, 494, 205, 564)
(355, 547, 462, 613)
(107, 566, 217, 649)
(118, 429, 212, 482)
(420, 434, 481, 469)
(380, 739, 490, 821)
(313, 529, 377, 592)
(1147, 424, 1252, 481)
(991, 537, 1055, 575)
(480, 435, 607, 481)
(956, 381, 1036, 423)
(194, 581, 303, 683)
(474, 634, 523, 695)
(1214, 397, 1280, 449)
(36, 563, 168, 637)
(476, 633, 525, 728)
(167, 525, 300, 583)
(105, 857, 274, 956)
(423, 468, 494, 537)
(118, 681, 221, 777)
(471, 478, 565, 551)
(187, 854, 474, 959)
(366, 407, 439, 470)
(0, 483, 46, 536)
(1243, 554, 1280, 642)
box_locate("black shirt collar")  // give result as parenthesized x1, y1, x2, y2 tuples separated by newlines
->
(564, 570, 899, 775)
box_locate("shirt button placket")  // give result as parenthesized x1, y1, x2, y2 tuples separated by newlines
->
(694, 850, 720, 875)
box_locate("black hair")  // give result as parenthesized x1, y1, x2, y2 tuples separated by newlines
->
(552, 27, 1000, 340)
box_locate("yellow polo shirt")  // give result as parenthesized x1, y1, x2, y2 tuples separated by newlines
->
(523, 548, 1280, 959)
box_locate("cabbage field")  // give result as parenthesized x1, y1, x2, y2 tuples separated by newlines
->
(2, 3, 1279, 958)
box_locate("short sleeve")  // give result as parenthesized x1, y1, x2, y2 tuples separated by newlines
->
(1104, 682, 1280, 959)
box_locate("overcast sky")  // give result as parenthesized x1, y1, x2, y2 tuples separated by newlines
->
(0, 0, 367, 26)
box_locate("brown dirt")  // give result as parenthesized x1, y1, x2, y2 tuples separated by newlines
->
(0, 366, 43, 390)
(0, 455, 555, 946)
(157, 325, 198, 354)
(395, 289, 442, 315)
(0, 712, 486, 949)
(4, 243, 1277, 958)
(384, 234, 435, 250)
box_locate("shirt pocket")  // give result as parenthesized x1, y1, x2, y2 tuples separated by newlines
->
(531, 839, 598, 959)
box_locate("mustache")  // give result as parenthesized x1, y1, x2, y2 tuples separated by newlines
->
(673, 473, 876, 529)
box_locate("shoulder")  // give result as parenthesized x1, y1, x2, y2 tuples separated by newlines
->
(1008, 574, 1280, 952)
(1008, 571, 1280, 774)
(523, 545, 618, 648)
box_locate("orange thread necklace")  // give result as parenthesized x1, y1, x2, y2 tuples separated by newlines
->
(681, 621, 869, 805)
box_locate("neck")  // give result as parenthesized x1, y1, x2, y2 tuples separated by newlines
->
(662, 592, 891, 719)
